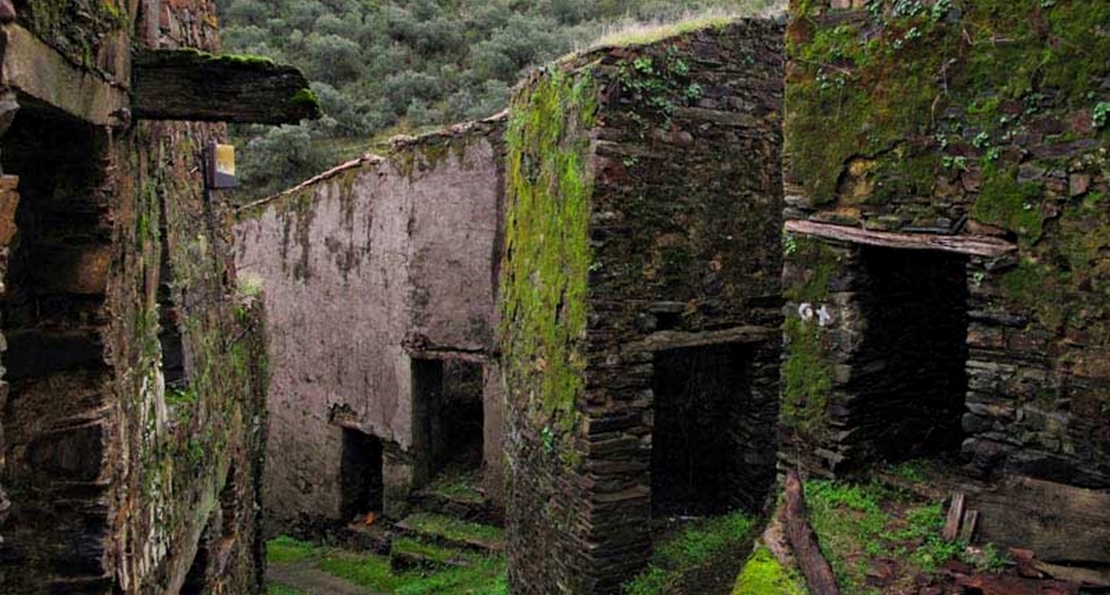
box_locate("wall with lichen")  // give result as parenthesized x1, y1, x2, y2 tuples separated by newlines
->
(783, 0, 1110, 486)
(501, 20, 784, 594)
(233, 120, 505, 532)
(0, 1, 269, 593)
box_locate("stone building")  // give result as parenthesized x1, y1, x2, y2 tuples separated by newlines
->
(0, 1, 313, 593)
(781, 0, 1109, 564)
(233, 120, 506, 531)
(499, 20, 785, 594)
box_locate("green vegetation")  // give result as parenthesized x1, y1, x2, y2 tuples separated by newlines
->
(267, 535, 320, 564)
(732, 546, 807, 595)
(266, 582, 309, 595)
(266, 535, 508, 595)
(623, 511, 757, 595)
(805, 477, 1011, 594)
(216, 0, 782, 199)
(400, 512, 505, 547)
(499, 67, 596, 438)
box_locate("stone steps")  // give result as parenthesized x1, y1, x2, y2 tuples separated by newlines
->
(388, 535, 476, 572)
(393, 512, 505, 554)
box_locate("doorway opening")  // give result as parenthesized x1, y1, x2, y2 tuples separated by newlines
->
(339, 428, 383, 523)
(0, 100, 113, 587)
(651, 343, 751, 517)
(412, 358, 485, 486)
(846, 246, 970, 463)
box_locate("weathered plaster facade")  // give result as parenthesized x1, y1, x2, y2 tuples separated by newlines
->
(0, 1, 294, 593)
(233, 120, 506, 530)
(500, 20, 785, 594)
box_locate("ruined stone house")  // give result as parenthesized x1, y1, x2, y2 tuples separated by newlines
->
(0, 1, 315, 592)
(780, 0, 1110, 572)
(233, 120, 506, 531)
(234, 1, 1109, 593)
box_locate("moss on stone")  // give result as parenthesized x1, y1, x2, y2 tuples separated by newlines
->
(499, 67, 597, 432)
(971, 164, 1044, 243)
(732, 546, 806, 595)
(787, 0, 1110, 210)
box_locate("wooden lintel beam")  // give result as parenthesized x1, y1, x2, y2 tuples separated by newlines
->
(625, 325, 776, 354)
(131, 49, 322, 124)
(785, 220, 1017, 258)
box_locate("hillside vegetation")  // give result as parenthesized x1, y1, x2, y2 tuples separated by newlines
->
(214, 0, 782, 199)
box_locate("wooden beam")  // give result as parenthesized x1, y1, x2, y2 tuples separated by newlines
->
(131, 49, 322, 124)
(783, 470, 841, 595)
(972, 476, 1110, 565)
(785, 220, 1016, 257)
(624, 325, 776, 354)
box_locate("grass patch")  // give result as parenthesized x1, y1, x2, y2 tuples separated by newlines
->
(266, 582, 309, 595)
(400, 512, 504, 546)
(267, 535, 322, 564)
(624, 511, 757, 595)
(588, 3, 785, 49)
(732, 545, 807, 595)
(805, 478, 1006, 594)
(320, 549, 507, 595)
(392, 536, 478, 565)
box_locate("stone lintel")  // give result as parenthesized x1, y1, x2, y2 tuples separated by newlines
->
(0, 24, 128, 126)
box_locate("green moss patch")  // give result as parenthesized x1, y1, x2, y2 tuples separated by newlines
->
(732, 546, 806, 595)
(499, 67, 597, 433)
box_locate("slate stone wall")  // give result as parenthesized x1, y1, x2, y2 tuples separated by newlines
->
(782, 0, 1110, 487)
(0, 1, 270, 593)
(501, 20, 784, 594)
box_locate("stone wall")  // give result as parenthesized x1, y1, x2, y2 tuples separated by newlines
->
(233, 119, 505, 530)
(501, 20, 784, 594)
(0, 1, 270, 593)
(782, 0, 1110, 487)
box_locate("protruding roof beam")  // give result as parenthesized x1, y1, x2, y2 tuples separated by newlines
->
(131, 49, 322, 124)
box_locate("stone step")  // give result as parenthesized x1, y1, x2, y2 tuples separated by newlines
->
(394, 512, 505, 553)
(388, 536, 475, 572)
(410, 488, 503, 526)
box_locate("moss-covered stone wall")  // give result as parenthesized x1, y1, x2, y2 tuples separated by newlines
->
(501, 19, 784, 594)
(783, 0, 1110, 487)
(0, 1, 270, 593)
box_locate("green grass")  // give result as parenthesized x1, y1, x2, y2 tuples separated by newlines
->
(266, 582, 309, 595)
(392, 536, 477, 566)
(804, 478, 995, 593)
(267, 535, 322, 564)
(400, 512, 504, 546)
(732, 546, 807, 595)
(319, 549, 508, 595)
(623, 511, 757, 595)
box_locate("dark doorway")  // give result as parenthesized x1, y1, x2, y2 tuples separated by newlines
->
(339, 428, 383, 522)
(651, 344, 750, 517)
(847, 246, 970, 463)
(412, 358, 485, 483)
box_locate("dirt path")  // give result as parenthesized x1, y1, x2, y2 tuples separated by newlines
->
(267, 560, 382, 595)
